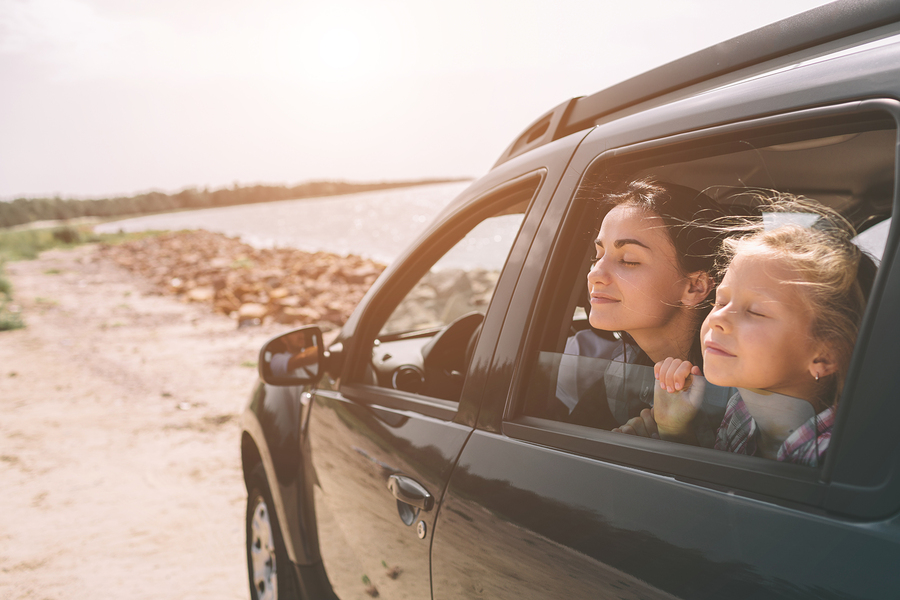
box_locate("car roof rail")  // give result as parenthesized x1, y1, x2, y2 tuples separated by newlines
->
(493, 0, 900, 168)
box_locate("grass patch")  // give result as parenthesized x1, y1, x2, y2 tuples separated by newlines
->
(0, 308, 24, 331)
(0, 224, 163, 331)
(0, 262, 24, 331)
(240, 360, 258, 368)
(0, 225, 168, 332)
(0, 225, 164, 262)
(230, 257, 255, 270)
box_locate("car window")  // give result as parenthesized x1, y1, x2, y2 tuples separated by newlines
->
(362, 180, 537, 403)
(380, 211, 524, 336)
(511, 108, 896, 479)
(854, 217, 891, 264)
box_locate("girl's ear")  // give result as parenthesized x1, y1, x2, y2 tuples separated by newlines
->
(810, 349, 839, 380)
(681, 271, 713, 307)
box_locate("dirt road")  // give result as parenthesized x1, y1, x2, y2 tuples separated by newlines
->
(1, 245, 289, 599)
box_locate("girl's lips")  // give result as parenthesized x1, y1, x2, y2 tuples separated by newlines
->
(704, 340, 736, 358)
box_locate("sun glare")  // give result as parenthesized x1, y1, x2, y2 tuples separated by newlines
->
(317, 26, 362, 72)
(292, 5, 395, 84)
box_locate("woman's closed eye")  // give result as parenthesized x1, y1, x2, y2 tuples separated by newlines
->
(590, 255, 639, 267)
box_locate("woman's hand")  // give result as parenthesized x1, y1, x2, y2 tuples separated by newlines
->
(612, 408, 659, 439)
(652, 358, 705, 445)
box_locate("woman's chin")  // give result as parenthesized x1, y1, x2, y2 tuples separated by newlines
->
(588, 317, 618, 332)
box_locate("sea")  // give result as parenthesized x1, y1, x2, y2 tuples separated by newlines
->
(95, 182, 471, 266)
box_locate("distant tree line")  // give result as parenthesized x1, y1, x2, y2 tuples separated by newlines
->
(0, 179, 465, 229)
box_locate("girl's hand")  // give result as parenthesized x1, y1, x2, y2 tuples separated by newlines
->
(653, 358, 705, 445)
(654, 357, 701, 393)
(612, 408, 659, 439)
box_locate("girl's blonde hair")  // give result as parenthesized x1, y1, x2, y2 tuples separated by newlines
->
(719, 195, 875, 409)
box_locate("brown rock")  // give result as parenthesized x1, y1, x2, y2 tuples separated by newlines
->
(187, 287, 215, 302)
(97, 230, 386, 328)
(276, 295, 302, 307)
(238, 303, 268, 319)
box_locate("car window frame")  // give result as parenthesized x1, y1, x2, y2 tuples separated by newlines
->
(339, 172, 546, 422)
(500, 99, 900, 517)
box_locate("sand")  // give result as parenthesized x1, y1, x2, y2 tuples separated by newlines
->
(0, 244, 290, 599)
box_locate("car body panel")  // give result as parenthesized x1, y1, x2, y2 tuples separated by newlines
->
(241, 382, 315, 565)
(432, 429, 900, 600)
(308, 387, 471, 599)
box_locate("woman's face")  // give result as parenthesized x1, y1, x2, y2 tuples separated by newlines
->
(587, 205, 692, 337)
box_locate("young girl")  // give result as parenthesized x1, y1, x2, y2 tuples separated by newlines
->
(618, 197, 874, 466)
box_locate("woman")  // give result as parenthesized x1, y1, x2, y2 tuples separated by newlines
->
(557, 178, 730, 437)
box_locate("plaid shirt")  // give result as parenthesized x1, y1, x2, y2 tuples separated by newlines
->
(715, 391, 835, 467)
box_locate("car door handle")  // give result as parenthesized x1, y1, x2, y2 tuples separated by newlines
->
(387, 475, 434, 511)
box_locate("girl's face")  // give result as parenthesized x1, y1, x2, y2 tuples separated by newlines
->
(587, 205, 692, 337)
(700, 251, 823, 400)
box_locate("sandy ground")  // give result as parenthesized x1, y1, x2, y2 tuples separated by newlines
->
(0, 245, 290, 599)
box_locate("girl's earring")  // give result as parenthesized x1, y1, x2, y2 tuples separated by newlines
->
(815, 373, 820, 382)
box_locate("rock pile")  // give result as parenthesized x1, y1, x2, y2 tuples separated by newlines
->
(97, 230, 385, 329)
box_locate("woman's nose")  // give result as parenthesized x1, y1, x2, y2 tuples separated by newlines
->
(587, 257, 610, 285)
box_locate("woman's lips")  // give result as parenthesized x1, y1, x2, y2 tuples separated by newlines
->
(704, 340, 735, 358)
(590, 292, 619, 304)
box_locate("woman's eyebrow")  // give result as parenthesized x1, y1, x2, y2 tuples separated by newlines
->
(594, 238, 651, 249)
(615, 238, 650, 250)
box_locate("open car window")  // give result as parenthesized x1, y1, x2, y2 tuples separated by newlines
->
(380, 210, 525, 337)
(510, 104, 896, 484)
(359, 179, 538, 404)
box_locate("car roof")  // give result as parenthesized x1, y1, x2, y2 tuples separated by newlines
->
(493, 0, 900, 168)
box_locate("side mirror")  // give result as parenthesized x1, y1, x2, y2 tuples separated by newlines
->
(258, 326, 325, 386)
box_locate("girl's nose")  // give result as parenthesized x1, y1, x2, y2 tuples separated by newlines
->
(707, 304, 731, 331)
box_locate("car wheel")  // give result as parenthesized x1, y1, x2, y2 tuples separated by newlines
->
(246, 464, 298, 600)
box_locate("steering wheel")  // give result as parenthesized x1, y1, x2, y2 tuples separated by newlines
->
(420, 311, 485, 401)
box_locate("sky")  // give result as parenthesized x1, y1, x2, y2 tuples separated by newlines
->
(0, 0, 836, 200)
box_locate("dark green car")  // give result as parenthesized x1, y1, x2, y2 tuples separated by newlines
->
(241, 1, 900, 598)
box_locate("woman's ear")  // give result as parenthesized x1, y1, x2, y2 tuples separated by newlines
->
(681, 271, 713, 307)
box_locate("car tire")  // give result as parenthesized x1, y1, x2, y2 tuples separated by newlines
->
(246, 464, 299, 600)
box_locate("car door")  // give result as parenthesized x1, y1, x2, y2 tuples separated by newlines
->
(430, 97, 900, 598)
(306, 132, 589, 599)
